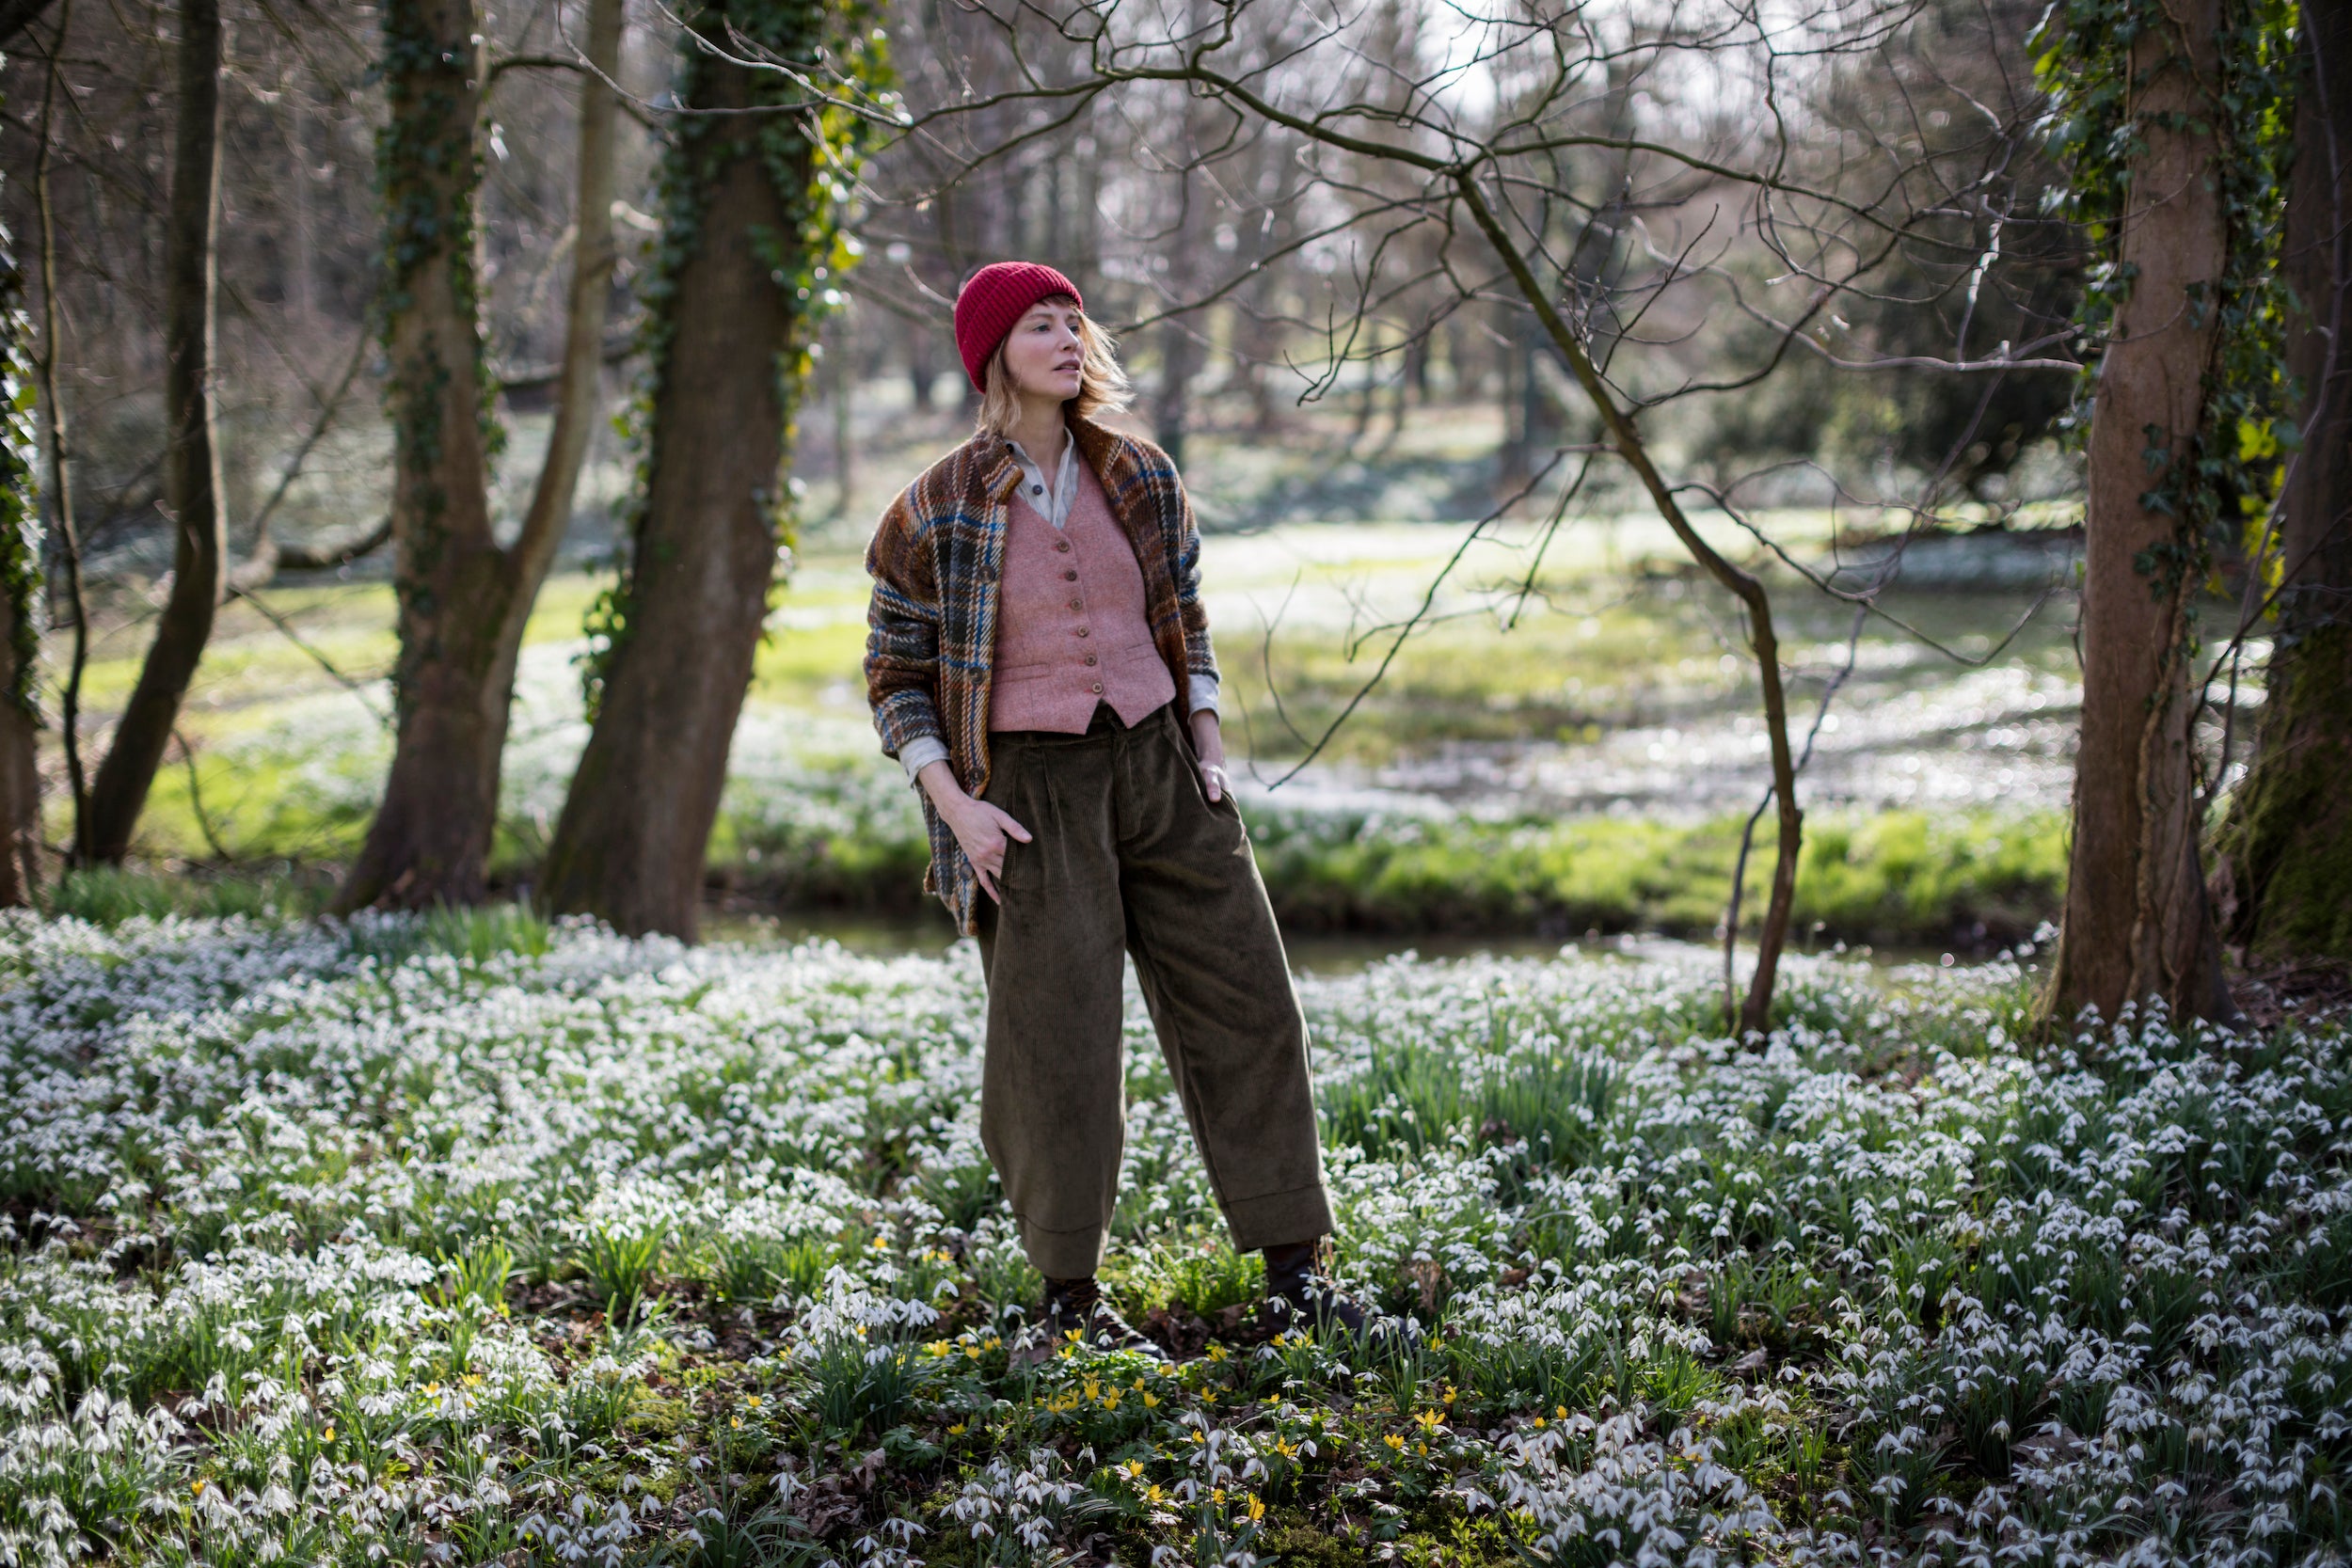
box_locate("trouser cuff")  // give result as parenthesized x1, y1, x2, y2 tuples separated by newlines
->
(1019, 1216, 1110, 1282)
(1222, 1182, 1336, 1254)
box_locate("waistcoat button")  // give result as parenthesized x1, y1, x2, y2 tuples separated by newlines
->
(1067, 597, 1083, 610)
(1062, 569, 1076, 580)
(1055, 540, 1071, 553)
(1090, 682, 1104, 694)
(1084, 654, 1097, 666)
(1075, 626, 1089, 638)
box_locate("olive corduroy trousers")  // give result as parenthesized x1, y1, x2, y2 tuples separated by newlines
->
(974, 701, 1335, 1280)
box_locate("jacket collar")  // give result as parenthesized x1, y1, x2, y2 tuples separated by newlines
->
(968, 414, 1133, 502)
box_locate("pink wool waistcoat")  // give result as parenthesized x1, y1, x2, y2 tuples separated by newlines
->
(989, 456, 1177, 732)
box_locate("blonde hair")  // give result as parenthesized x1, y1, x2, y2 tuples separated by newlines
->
(976, 295, 1134, 436)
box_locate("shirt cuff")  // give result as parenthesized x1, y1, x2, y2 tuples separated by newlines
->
(1188, 673, 1220, 716)
(897, 736, 951, 784)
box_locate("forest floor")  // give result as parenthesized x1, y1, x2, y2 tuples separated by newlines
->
(42, 394, 2098, 951)
(3, 909, 2345, 1564)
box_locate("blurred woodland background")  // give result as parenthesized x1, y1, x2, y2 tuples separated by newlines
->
(0, 0, 2339, 1027)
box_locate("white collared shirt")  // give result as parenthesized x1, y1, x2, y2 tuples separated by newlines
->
(1007, 429, 1082, 531)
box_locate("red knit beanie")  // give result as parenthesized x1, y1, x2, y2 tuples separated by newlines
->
(954, 261, 1085, 393)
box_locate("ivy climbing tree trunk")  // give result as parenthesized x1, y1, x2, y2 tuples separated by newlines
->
(335, 0, 623, 911)
(81, 0, 225, 863)
(0, 205, 39, 908)
(332, 0, 497, 910)
(2043, 0, 2236, 1026)
(2214, 3, 2352, 963)
(538, 0, 843, 939)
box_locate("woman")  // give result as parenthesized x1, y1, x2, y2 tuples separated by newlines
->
(863, 261, 1375, 1360)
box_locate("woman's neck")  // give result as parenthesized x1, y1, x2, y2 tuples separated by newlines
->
(1004, 398, 1070, 480)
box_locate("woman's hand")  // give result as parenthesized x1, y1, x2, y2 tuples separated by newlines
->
(1191, 710, 1230, 803)
(916, 759, 1031, 901)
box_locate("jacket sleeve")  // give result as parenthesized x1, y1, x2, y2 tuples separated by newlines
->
(1165, 460, 1220, 685)
(864, 488, 948, 767)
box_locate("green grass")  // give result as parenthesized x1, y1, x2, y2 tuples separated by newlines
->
(1252, 803, 2067, 945)
(39, 792, 2068, 949)
(45, 529, 2081, 948)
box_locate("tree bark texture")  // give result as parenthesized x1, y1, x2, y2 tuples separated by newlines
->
(538, 7, 815, 940)
(0, 184, 42, 906)
(2044, 0, 2235, 1025)
(0, 508, 36, 905)
(2213, 3, 2352, 962)
(333, 0, 501, 910)
(82, 0, 225, 863)
(337, 0, 622, 911)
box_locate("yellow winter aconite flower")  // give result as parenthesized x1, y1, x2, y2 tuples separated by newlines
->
(1384, 1433, 1406, 1450)
(1413, 1409, 1443, 1433)
(947, 1422, 967, 1435)
(323, 1427, 336, 1442)
(1142, 1390, 1159, 1408)
(1247, 1495, 1265, 1522)
(1212, 1487, 1226, 1505)
(1147, 1483, 1166, 1504)
(1206, 1345, 1228, 1361)
(745, 1395, 761, 1407)
(1124, 1460, 1144, 1478)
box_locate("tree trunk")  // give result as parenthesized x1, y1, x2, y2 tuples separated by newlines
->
(31, 0, 87, 867)
(2043, 0, 2235, 1026)
(336, 0, 621, 911)
(0, 301, 36, 906)
(1155, 314, 1199, 470)
(331, 0, 498, 910)
(2213, 3, 2352, 963)
(82, 0, 225, 863)
(0, 123, 41, 904)
(537, 0, 818, 939)
(1454, 171, 1804, 1036)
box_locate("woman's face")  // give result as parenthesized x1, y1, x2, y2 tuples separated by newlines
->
(999, 296, 1085, 404)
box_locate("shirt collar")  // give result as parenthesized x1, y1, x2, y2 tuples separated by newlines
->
(1005, 427, 1080, 531)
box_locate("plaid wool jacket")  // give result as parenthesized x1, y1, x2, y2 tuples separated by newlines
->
(863, 414, 1219, 934)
